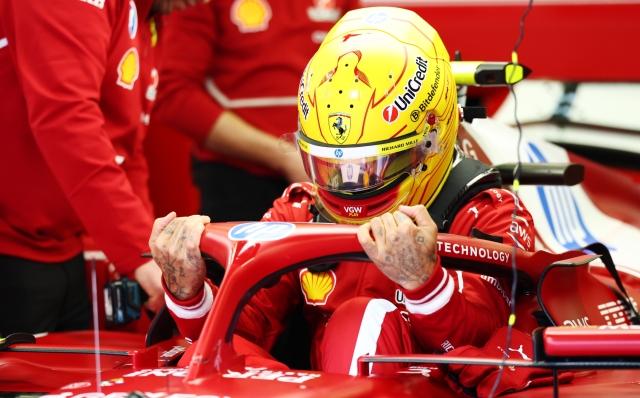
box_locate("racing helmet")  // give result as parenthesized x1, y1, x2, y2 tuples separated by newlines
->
(296, 7, 459, 224)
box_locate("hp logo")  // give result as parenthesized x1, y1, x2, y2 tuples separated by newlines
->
(228, 222, 296, 241)
(334, 148, 344, 158)
(366, 12, 388, 25)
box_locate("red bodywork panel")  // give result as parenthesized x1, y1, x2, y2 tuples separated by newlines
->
(4, 223, 640, 397)
(544, 327, 640, 358)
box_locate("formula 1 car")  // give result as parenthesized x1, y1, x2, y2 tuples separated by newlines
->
(4, 216, 640, 397)
(3, 64, 640, 397)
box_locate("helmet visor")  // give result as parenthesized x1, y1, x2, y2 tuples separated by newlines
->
(298, 131, 437, 192)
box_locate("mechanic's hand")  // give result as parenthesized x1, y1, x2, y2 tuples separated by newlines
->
(148, 212, 210, 301)
(357, 205, 438, 291)
(134, 259, 164, 312)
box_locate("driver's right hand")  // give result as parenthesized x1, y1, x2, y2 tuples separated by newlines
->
(149, 212, 211, 301)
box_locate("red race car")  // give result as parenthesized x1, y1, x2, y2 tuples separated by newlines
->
(3, 216, 640, 397)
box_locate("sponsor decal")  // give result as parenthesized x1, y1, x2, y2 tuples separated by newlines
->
(231, 0, 272, 33)
(365, 11, 388, 25)
(438, 241, 511, 264)
(495, 344, 518, 370)
(124, 368, 189, 377)
(116, 48, 139, 90)
(311, 30, 327, 44)
(397, 366, 434, 377)
(299, 75, 310, 120)
(598, 324, 640, 330)
(563, 317, 590, 327)
(395, 289, 405, 304)
(100, 378, 124, 387)
(394, 57, 428, 112)
(128, 0, 138, 39)
(416, 65, 441, 112)
(342, 205, 363, 218)
(307, 0, 340, 22)
(228, 222, 295, 241)
(59, 382, 91, 390)
(80, 0, 105, 9)
(224, 367, 321, 383)
(300, 269, 336, 306)
(334, 148, 343, 158)
(382, 104, 399, 124)
(410, 110, 420, 122)
(480, 275, 512, 307)
(379, 136, 419, 155)
(441, 340, 455, 352)
(45, 392, 230, 398)
(161, 345, 185, 358)
(328, 113, 350, 144)
(467, 206, 479, 218)
(509, 215, 532, 249)
(145, 68, 159, 101)
(598, 298, 638, 326)
(508, 345, 531, 360)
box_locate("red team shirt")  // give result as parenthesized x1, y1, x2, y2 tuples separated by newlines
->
(154, 0, 359, 177)
(0, 0, 157, 274)
(166, 181, 535, 370)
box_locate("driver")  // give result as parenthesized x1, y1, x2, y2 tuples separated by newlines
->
(149, 7, 535, 375)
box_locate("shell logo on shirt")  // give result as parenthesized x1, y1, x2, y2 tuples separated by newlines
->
(300, 269, 336, 306)
(230, 0, 272, 33)
(117, 48, 139, 90)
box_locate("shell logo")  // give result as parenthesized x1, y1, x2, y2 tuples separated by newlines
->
(299, 269, 336, 306)
(117, 47, 139, 90)
(230, 0, 272, 33)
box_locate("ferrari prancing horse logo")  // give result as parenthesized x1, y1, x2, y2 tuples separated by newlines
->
(328, 113, 350, 144)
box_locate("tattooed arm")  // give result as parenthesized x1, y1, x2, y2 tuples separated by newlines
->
(149, 212, 211, 301)
(357, 205, 438, 291)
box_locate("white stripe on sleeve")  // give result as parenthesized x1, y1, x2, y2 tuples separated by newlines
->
(165, 283, 213, 320)
(405, 275, 455, 315)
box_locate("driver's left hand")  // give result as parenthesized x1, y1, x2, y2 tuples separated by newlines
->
(357, 205, 438, 291)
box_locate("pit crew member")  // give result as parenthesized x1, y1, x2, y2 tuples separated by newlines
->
(0, 0, 207, 336)
(152, 0, 359, 222)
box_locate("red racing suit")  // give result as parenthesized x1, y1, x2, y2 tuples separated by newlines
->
(166, 182, 535, 373)
(0, 0, 157, 274)
(153, 0, 359, 177)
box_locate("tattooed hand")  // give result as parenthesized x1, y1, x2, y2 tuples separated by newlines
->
(148, 212, 211, 301)
(357, 205, 438, 291)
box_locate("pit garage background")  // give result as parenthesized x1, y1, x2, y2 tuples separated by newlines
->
(144, 0, 640, 218)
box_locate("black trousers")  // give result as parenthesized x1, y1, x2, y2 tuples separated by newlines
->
(0, 253, 91, 336)
(192, 158, 290, 222)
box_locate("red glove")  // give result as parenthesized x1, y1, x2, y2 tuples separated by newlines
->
(440, 327, 573, 397)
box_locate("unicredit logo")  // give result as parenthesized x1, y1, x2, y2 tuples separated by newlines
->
(393, 56, 428, 112)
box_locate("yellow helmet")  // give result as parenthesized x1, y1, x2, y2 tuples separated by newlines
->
(297, 7, 458, 224)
